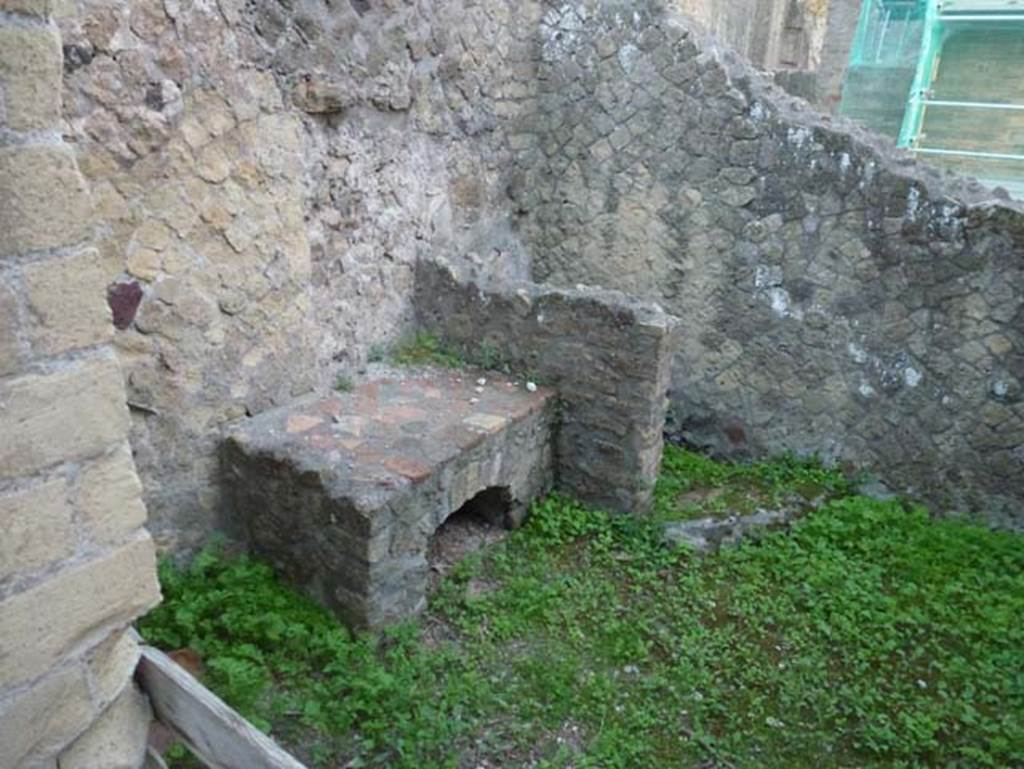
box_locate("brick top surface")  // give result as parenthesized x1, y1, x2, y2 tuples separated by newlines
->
(228, 365, 554, 505)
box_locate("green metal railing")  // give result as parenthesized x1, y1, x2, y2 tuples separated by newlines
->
(842, 0, 1024, 194)
(895, 0, 941, 146)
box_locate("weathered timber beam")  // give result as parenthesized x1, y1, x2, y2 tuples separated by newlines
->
(136, 646, 307, 769)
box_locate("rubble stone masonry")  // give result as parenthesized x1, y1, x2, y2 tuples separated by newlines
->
(25, 0, 1024, 553)
(4, 0, 1021, 763)
(54, 0, 547, 549)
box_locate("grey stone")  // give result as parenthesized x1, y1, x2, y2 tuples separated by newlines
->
(291, 74, 355, 114)
(855, 478, 898, 502)
(662, 508, 791, 553)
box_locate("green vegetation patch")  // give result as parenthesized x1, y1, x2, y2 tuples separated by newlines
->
(141, 456, 1024, 769)
(390, 332, 465, 368)
(653, 443, 853, 521)
(389, 332, 533, 380)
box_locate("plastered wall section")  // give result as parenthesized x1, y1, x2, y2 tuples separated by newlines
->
(0, 2, 161, 767)
(515, 0, 1024, 526)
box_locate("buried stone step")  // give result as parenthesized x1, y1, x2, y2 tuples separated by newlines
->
(223, 365, 555, 630)
(661, 508, 792, 553)
(661, 483, 833, 553)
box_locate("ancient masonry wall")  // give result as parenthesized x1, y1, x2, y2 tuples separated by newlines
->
(0, 1, 161, 767)
(415, 260, 680, 514)
(674, 0, 829, 72)
(513, 0, 1024, 526)
(55, 0, 547, 549)
(38, 0, 1024, 545)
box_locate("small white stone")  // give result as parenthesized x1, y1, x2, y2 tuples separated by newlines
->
(469, 397, 479, 404)
(476, 377, 487, 386)
(474, 386, 484, 394)
(526, 381, 537, 392)
(904, 367, 922, 388)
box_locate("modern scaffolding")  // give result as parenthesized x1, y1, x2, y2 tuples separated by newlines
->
(841, 0, 1024, 197)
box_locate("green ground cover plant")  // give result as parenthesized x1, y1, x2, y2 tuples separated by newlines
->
(140, 448, 1024, 769)
(652, 443, 853, 520)
(389, 332, 534, 381)
(390, 332, 465, 368)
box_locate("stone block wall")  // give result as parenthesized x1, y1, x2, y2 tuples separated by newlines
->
(812, 0, 861, 111)
(415, 260, 681, 513)
(670, 0, 862, 112)
(0, 3, 161, 766)
(512, 0, 1024, 526)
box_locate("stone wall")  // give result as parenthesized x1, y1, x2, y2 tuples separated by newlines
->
(415, 260, 680, 513)
(0, 1, 161, 766)
(672, 0, 861, 113)
(55, 0, 547, 549)
(674, 0, 830, 71)
(34, 0, 1024, 545)
(513, 0, 1024, 526)
(812, 0, 861, 111)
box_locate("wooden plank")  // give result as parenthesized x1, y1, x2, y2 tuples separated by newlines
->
(136, 646, 307, 769)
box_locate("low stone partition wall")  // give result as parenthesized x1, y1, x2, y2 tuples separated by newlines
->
(415, 260, 682, 513)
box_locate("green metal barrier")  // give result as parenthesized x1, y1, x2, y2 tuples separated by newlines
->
(849, 0, 925, 67)
(842, 0, 1024, 197)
